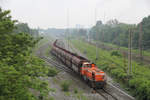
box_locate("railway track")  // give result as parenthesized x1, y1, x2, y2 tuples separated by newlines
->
(41, 55, 120, 100)
(63, 40, 135, 100)
(46, 54, 134, 100)
(37, 41, 135, 100)
(40, 55, 118, 100)
(96, 89, 118, 100)
(40, 56, 118, 100)
(40, 55, 73, 73)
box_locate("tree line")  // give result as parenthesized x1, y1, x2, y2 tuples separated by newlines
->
(89, 16, 150, 50)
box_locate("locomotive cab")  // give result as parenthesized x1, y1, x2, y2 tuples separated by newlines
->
(81, 62, 95, 68)
(82, 62, 91, 67)
(80, 62, 91, 75)
(80, 62, 106, 89)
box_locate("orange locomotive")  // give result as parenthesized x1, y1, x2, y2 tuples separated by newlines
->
(51, 40, 107, 89)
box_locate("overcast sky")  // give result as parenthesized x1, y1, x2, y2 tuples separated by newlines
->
(0, 0, 150, 29)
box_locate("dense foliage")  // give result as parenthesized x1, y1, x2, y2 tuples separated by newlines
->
(0, 8, 49, 100)
(13, 23, 39, 36)
(90, 17, 150, 49)
(133, 16, 150, 49)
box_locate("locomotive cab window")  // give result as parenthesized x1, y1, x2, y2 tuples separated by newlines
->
(82, 64, 91, 68)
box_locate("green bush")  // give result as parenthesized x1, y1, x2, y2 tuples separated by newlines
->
(129, 78, 150, 100)
(111, 51, 122, 57)
(47, 67, 58, 77)
(61, 80, 71, 92)
(74, 88, 78, 94)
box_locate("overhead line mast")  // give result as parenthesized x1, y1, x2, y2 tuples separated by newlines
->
(95, 8, 98, 62)
(128, 28, 132, 75)
(67, 8, 70, 51)
(139, 23, 143, 63)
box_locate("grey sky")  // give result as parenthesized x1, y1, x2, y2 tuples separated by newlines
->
(0, 0, 150, 28)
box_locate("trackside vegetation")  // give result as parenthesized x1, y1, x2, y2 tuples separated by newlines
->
(0, 8, 50, 100)
(72, 39, 150, 100)
(47, 67, 59, 77)
(61, 80, 71, 92)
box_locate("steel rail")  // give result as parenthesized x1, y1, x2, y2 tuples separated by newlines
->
(96, 89, 118, 100)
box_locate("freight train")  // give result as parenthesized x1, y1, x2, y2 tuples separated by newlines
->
(51, 40, 107, 89)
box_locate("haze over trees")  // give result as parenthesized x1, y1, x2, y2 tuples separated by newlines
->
(89, 16, 150, 50)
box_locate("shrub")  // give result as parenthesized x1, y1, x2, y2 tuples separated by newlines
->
(74, 88, 78, 94)
(47, 67, 58, 77)
(61, 80, 71, 92)
(129, 78, 150, 100)
(111, 51, 121, 57)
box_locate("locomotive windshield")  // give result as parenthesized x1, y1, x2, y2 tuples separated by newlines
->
(82, 62, 92, 68)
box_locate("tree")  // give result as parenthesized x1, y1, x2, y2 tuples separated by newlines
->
(96, 20, 103, 26)
(90, 20, 136, 47)
(13, 23, 39, 36)
(0, 8, 49, 100)
(0, 8, 16, 34)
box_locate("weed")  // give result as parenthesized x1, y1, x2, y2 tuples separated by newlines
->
(74, 88, 78, 94)
(61, 80, 71, 92)
(47, 67, 58, 77)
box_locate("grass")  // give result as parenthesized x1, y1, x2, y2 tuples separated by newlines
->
(45, 44, 52, 57)
(33, 35, 53, 55)
(75, 90, 89, 100)
(49, 97, 55, 100)
(71, 39, 150, 100)
(49, 88, 56, 92)
(52, 77, 59, 84)
(64, 92, 71, 96)
(95, 40, 150, 57)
